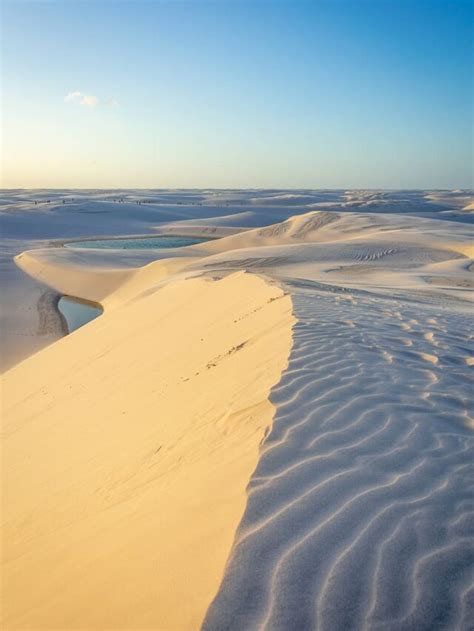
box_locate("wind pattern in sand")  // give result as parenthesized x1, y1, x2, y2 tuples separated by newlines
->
(204, 286, 474, 631)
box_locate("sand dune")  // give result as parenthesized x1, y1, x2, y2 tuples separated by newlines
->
(2, 271, 293, 629)
(198, 209, 472, 250)
(1, 190, 471, 369)
(15, 249, 196, 309)
(1, 191, 473, 630)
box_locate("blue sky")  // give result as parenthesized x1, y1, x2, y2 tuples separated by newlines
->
(2, 0, 472, 188)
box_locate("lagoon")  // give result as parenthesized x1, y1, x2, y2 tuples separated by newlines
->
(58, 297, 103, 333)
(67, 235, 211, 250)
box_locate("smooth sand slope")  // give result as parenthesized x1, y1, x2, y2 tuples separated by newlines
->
(1, 194, 473, 630)
(2, 270, 294, 629)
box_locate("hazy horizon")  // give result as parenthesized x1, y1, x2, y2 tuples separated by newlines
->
(1, 187, 473, 192)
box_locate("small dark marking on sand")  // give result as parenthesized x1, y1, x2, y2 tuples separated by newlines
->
(37, 290, 68, 336)
(206, 341, 248, 369)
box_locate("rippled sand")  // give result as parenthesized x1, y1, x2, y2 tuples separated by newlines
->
(204, 290, 473, 631)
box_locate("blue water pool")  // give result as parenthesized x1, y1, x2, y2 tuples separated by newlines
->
(67, 235, 211, 249)
(59, 235, 211, 332)
(58, 297, 103, 333)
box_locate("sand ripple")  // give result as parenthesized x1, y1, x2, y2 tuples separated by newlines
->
(203, 288, 474, 631)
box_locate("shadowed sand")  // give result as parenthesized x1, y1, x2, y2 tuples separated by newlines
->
(1, 193, 473, 630)
(203, 290, 474, 631)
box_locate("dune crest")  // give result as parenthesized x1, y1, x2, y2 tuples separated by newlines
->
(2, 270, 294, 630)
(15, 249, 196, 309)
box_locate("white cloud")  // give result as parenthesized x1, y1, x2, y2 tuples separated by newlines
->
(64, 91, 99, 107)
(64, 91, 120, 109)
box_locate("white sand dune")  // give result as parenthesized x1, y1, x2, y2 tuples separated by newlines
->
(1, 190, 473, 630)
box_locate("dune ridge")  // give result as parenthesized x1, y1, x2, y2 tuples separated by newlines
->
(2, 270, 294, 630)
(15, 250, 197, 309)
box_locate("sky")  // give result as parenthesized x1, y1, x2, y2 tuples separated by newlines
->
(1, 0, 473, 189)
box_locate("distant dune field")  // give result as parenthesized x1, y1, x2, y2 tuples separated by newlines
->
(1, 190, 473, 630)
